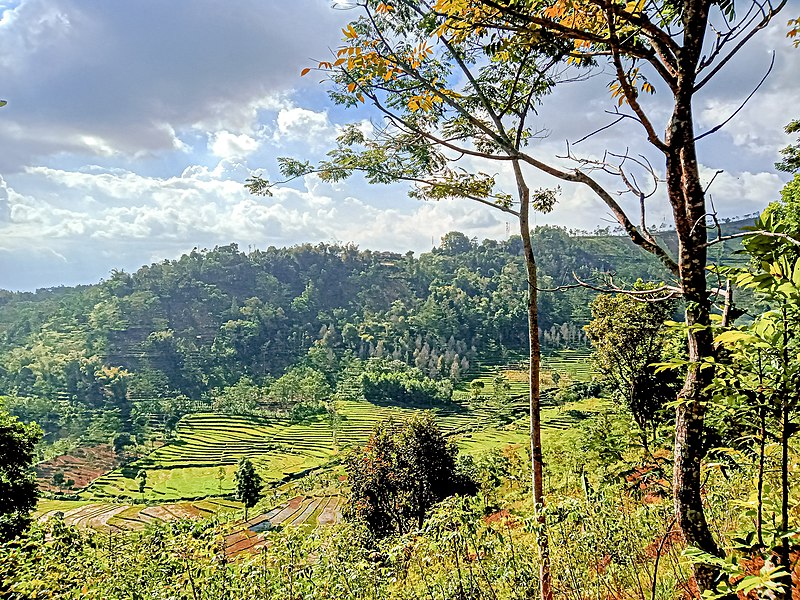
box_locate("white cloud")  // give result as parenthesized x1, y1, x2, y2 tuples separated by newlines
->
(0, 0, 349, 170)
(274, 107, 338, 148)
(1, 0, 797, 291)
(699, 166, 785, 214)
(208, 131, 260, 159)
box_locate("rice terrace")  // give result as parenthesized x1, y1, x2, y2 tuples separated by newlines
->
(33, 350, 596, 542)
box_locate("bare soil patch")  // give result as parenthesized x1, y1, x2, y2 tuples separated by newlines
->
(36, 444, 118, 492)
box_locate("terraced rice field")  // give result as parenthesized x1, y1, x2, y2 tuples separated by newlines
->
(81, 397, 511, 502)
(53, 349, 594, 515)
(36, 498, 241, 531)
(83, 414, 337, 501)
(224, 495, 343, 556)
(462, 348, 594, 399)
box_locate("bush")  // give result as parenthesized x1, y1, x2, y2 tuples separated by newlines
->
(344, 413, 476, 538)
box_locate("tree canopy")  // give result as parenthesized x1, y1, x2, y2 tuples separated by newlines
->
(0, 405, 42, 541)
(344, 413, 476, 537)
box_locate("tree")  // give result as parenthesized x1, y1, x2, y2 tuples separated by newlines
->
(136, 469, 147, 496)
(584, 288, 679, 452)
(234, 458, 262, 521)
(491, 373, 513, 421)
(776, 119, 800, 173)
(246, 6, 569, 591)
(362, 362, 451, 406)
(439, 231, 474, 255)
(111, 431, 134, 457)
(217, 466, 226, 496)
(343, 413, 475, 537)
(469, 378, 485, 400)
(52, 472, 65, 488)
(268, 367, 331, 410)
(0, 406, 42, 541)
(212, 377, 263, 415)
(423, 0, 791, 590)
(325, 400, 342, 449)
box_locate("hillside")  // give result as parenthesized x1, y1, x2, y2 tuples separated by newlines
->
(0, 223, 751, 458)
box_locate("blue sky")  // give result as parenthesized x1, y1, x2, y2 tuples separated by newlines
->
(0, 0, 798, 290)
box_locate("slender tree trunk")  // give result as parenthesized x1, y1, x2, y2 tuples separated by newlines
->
(667, 109, 726, 595)
(513, 159, 553, 600)
(757, 405, 766, 548)
(757, 353, 766, 548)
(780, 398, 792, 600)
(779, 307, 792, 599)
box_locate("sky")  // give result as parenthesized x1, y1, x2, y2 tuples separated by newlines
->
(0, 0, 798, 291)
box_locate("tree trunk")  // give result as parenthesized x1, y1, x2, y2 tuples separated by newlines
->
(779, 398, 791, 600)
(778, 307, 792, 600)
(669, 161, 725, 592)
(514, 159, 553, 600)
(664, 4, 730, 586)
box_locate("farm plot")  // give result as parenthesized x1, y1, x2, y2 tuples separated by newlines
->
(84, 397, 510, 502)
(80, 353, 593, 504)
(36, 444, 118, 493)
(224, 495, 343, 556)
(462, 349, 594, 402)
(36, 498, 242, 532)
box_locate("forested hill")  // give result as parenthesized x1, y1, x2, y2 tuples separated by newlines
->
(0, 222, 748, 430)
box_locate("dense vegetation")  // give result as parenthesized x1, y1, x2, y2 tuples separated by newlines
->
(0, 225, 704, 457)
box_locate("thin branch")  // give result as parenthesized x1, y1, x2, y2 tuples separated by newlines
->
(539, 271, 681, 301)
(694, 0, 787, 91)
(248, 167, 521, 217)
(608, 7, 668, 153)
(572, 115, 625, 145)
(695, 52, 774, 141)
(706, 230, 800, 248)
(703, 170, 725, 193)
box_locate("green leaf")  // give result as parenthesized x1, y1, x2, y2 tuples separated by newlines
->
(714, 330, 750, 345)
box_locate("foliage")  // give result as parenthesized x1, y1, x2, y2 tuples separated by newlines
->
(0, 227, 714, 458)
(136, 469, 147, 494)
(234, 458, 262, 521)
(344, 413, 476, 537)
(584, 288, 679, 450)
(553, 379, 602, 406)
(361, 360, 452, 406)
(211, 377, 265, 415)
(270, 366, 331, 411)
(0, 406, 42, 540)
(708, 191, 800, 595)
(110, 431, 134, 455)
(776, 119, 800, 173)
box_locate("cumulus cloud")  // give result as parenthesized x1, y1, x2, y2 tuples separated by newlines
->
(0, 0, 348, 170)
(209, 131, 260, 159)
(274, 107, 339, 148)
